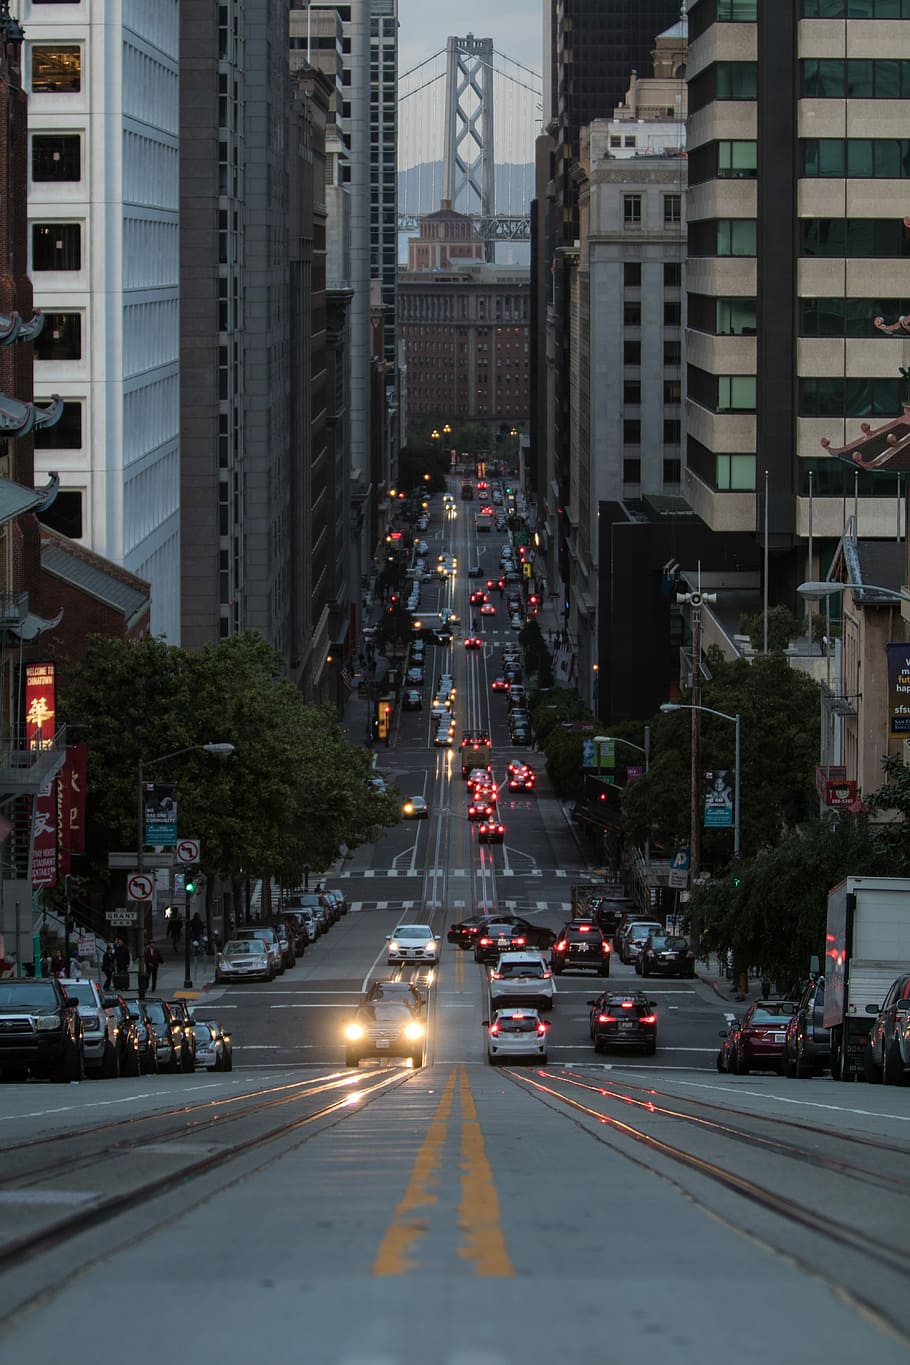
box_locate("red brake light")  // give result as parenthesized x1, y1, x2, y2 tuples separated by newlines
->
(555, 940, 567, 952)
(578, 925, 590, 933)
(643, 1015, 657, 1024)
(602, 941, 611, 954)
(537, 1023, 548, 1036)
(542, 970, 551, 979)
(621, 1001, 633, 1009)
(490, 971, 501, 980)
(597, 1014, 614, 1024)
(514, 937, 526, 946)
(489, 1023, 499, 1035)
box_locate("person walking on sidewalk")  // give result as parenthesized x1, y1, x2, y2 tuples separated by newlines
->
(101, 943, 115, 991)
(144, 939, 163, 992)
(169, 912, 183, 950)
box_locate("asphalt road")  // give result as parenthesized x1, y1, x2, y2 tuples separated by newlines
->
(2, 487, 909, 1363)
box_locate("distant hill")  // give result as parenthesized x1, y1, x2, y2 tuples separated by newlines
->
(398, 161, 535, 217)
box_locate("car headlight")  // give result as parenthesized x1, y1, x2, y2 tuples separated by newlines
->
(253, 957, 267, 967)
(389, 942, 401, 952)
(345, 1024, 364, 1041)
(425, 942, 437, 955)
(80, 1012, 102, 1029)
(404, 1022, 424, 1041)
(35, 1015, 63, 1031)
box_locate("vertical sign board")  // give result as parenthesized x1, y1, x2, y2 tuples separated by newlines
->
(704, 769, 734, 828)
(25, 662, 55, 748)
(32, 781, 57, 887)
(144, 782, 178, 847)
(58, 743, 87, 869)
(887, 644, 910, 733)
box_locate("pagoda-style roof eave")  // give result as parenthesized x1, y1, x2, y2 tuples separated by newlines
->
(820, 403, 910, 470)
(0, 312, 46, 346)
(0, 393, 63, 437)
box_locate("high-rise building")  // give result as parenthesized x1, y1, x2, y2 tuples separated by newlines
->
(25, 0, 181, 641)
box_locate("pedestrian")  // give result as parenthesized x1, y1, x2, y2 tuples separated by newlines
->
(101, 943, 115, 991)
(190, 911, 204, 943)
(50, 951, 65, 978)
(144, 939, 163, 991)
(170, 912, 183, 950)
(113, 937, 131, 984)
(67, 952, 82, 980)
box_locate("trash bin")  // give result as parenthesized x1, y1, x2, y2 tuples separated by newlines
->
(113, 972, 130, 991)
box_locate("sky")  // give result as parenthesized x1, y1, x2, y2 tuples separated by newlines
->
(397, 0, 543, 87)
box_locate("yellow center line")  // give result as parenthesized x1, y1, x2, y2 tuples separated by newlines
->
(454, 945, 464, 990)
(371, 1069, 457, 1275)
(457, 1065, 515, 1276)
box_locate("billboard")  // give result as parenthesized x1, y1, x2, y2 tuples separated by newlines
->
(887, 643, 910, 734)
(144, 782, 177, 847)
(25, 661, 55, 749)
(704, 769, 734, 828)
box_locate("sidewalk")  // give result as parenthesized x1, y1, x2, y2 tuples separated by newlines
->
(695, 954, 767, 1007)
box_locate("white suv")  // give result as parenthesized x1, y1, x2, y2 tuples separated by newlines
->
(58, 978, 122, 1078)
(489, 951, 555, 1011)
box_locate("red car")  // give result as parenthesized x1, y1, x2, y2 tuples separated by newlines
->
(464, 636, 482, 649)
(467, 800, 495, 822)
(491, 676, 509, 692)
(478, 820, 505, 844)
(722, 1000, 798, 1075)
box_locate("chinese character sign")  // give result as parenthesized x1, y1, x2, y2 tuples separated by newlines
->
(704, 769, 734, 828)
(32, 782, 57, 887)
(887, 644, 910, 734)
(25, 662, 56, 749)
(59, 743, 87, 861)
(144, 782, 177, 847)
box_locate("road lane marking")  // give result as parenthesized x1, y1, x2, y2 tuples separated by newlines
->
(371, 1069, 457, 1275)
(457, 1066, 515, 1277)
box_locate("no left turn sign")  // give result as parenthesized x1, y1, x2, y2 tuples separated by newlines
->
(176, 838, 200, 864)
(127, 873, 154, 902)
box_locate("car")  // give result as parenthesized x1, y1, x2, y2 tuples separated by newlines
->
(471, 783, 497, 806)
(364, 979, 426, 1012)
(433, 628, 453, 645)
(344, 1002, 425, 1067)
(447, 914, 489, 948)
(477, 819, 505, 844)
(637, 934, 696, 978)
(266, 920, 297, 969)
(863, 971, 910, 1085)
(508, 763, 535, 791)
(716, 1025, 738, 1074)
(57, 978, 123, 1079)
(721, 999, 799, 1075)
(551, 922, 612, 976)
(402, 689, 422, 711)
(282, 908, 320, 944)
(233, 926, 283, 976)
(468, 563, 482, 577)
(489, 951, 555, 1011)
(402, 795, 429, 819)
(507, 686, 527, 709)
(0, 978, 85, 1083)
(101, 993, 142, 1077)
(468, 799, 495, 822)
(410, 640, 425, 659)
(470, 591, 487, 605)
(585, 896, 635, 940)
(438, 673, 455, 695)
(588, 990, 658, 1054)
(483, 1008, 549, 1066)
(130, 997, 185, 1073)
(450, 914, 556, 954)
(782, 976, 831, 1078)
(509, 727, 531, 745)
(479, 602, 496, 616)
(193, 1020, 233, 1071)
(464, 636, 482, 649)
(491, 676, 509, 692)
(122, 998, 160, 1074)
(386, 923, 440, 965)
(433, 725, 455, 747)
(164, 998, 198, 1072)
(474, 922, 529, 963)
(405, 666, 424, 685)
(465, 766, 492, 791)
(503, 665, 522, 684)
(216, 938, 274, 982)
(617, 919, 664, 964)
(274, 913, 308, 957)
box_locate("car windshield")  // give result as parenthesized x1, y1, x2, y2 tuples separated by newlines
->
(142, 1001, 169, 1025)
(752, 1004, 797, 1022)
(59, 982, 97, 1005)
(0, 983, 60, 1010)
(356, 1004, 411, 1023)
(393, 925, 432, 939)
(486, 925, 518, 937)
(224, 941, 259, 954)
(497, 962, 544, 978)
(194, 1023, 215, 1041)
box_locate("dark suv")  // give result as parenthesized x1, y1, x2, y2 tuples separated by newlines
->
(165, 999, 198, 1072)
(782, 976, 831, 1079)
(129, 997, 185, 1073)
(551, 922, 611, 976)
(588, 990, 658, 1054)
(0, 978, 85, 1082)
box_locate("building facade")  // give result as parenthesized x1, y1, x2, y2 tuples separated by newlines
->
(25, 0, 181, 641)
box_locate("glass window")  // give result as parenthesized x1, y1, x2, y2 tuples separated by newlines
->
(32, 223, 81, 271)
(664, 339, 682, 366)
(800, 298, 846, 336)
(624, 340, 641, 365)
(38, 488, 82, 539)
(802, 58, 845, 97)
(718, 0, 758, 16)
(717, 140, 757, 178)
(623, 419, 641, 444)
(664, 379, 682, 403)
(623, 194, 642, 226)
(663, 194, 682, 224)
(33, 311, 82, 361)
(31, 134, 81, 182)
(845, 60, 874, 97)
(664, 262, 682, 288)
(664, 301, 682, 326)
(34, 400, 82, 449)
(717, 376, 756, 412)
(799, 377, 845, 415)
(624, 262, 641, 286)
(847, 140, 874, 177)
(624, 300, 642, 326)
(663, 458, 682, 482)
(716, 219, 756, 256)
(624, 381, 641, 405)
(716, 62, 758, 99)
(716, 298, 757, 335)
(31, 45, 81, 93)
(803, 140, 845, 176)
(623, 459, 642, 483)
(716, 454, 757, 490)
(664, 422, 681, 445)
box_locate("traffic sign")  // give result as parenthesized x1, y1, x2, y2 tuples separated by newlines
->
(127, 873, 154, 902)
(176, 838, 200, 864)
(106, 909, 138, 926)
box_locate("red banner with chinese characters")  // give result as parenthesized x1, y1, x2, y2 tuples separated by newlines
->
(58, 744, 87, 868)
(25, 662, 56, 749)
(32, 782, 57, 887)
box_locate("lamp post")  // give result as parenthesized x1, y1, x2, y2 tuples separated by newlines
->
(137, 742, 235, 999)
(798, 580, 910, 606)
(595, 730, 652, 865)
(661, 704, 741, 862)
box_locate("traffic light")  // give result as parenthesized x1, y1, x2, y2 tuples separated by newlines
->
(185, 868, 198, 895)
(377, 702, 391, 740)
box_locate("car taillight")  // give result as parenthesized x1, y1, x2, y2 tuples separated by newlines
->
(602, 941, 611, 954)
(577, 925, 591, 933)
(479, 937, 492, 946)
(643, 1015, 657, 1024)
(621, 1001, 634, 1009)
(597, 1014, 615, 1024)
(489, 1023, 499, 1036)
(686, 950, 694, 957)
(537, 1023, 548, 1036)
(491, 972, 501, 980)
(514, 937, 526, 946)
(542, 970, 551, 979)
(554, 940, 567, 952)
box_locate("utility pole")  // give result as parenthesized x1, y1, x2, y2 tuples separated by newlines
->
(676, 587, 716, 881)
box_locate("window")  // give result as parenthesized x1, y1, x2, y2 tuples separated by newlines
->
(31, 45, 81, 93)
(623, 301, 642, 326)
(716, 220, 757, 256)
(37, 489, 82, 539)
(623, 194, 642, 227)
(718, 0, 758, 16)
(716, 62, 758, 99)
(716, 298, 757, 335)
(31, 134, 81, 182)
(664, 339, 682, 366)
(624, 381, 642, 405)
(717, 376, 756, 411)
(800, 296, 910, 336)
(801, 218, 910, 257)
(802, 1, 910, 15)
(624, 135, 637, 148)
(799, 376, 902, 415)
(623, 419, 641, 444)
(716, 455, 757, 490)
(34, 401, 82, 449)
(664, 420, 682, 443)
(623, 459, 642, 483)
(664, 301, 682, 327)
(624, 262, 641, 286)
(804, 139, 910, 177)
(32, 223, 81, 271)
(664, 262, 682, 288)
(663, 459, 682, 483)
(663, 194, 682, 224)
(717, 141, 757, 178)
(664, 379, 682, 403)
(610, 135, 621, 148)
(34, 311, 82, 361)
(624, 340, 641, 365)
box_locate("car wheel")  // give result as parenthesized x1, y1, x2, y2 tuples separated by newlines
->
(593, 1037, 603, 1054)
(863, 1044, 883, 1084)
(540, 1054, 548, 1065)
(782, 1047, 797, 1079)
(410, 1051, 422, 1068)
(600, 963, 610, 977)
(727, 1049, 739, 1075)
(883, 1038, 907, 1086)
(345, 1050, 360, 1068)
(224, 1052, 233, 1072)
(687, 964, 697, 978)
(794, 1046, 813, 1080)
(716, 1051, 726, 1073)
(101, 1039, 120, 1079)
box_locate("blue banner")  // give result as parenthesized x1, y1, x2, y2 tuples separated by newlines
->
(704, 769, 733, 828)
(144, 782, 177, 847)
(887, 643, 910, 734)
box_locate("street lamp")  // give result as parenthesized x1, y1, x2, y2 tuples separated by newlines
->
(137, 742, 235, 998)
(661, 704, 741, 862)
(798, 580, 910, 606)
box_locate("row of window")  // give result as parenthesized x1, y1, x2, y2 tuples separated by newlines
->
(689, 295, 910, 338)
(690, 218, 910, 259)
(688, 373, 906, 417)
(802, 58, 910, 99)
(622, 262, 682, 288)
(623, 341, 683, 367)
(622, 459, 682, 485)
(622, 193, 682, 226)
(802, 0, 910, 15)
(623, 301, 683, 327)
(621, 382, 682, 407)
(804, 140, 910, 178)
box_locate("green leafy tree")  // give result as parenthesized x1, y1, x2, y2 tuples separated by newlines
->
(737, 605, 800, 653)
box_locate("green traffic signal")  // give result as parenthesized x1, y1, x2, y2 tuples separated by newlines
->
(185, 869, 197, 895)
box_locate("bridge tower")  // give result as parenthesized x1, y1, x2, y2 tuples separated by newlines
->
(442, 34, 495, 261)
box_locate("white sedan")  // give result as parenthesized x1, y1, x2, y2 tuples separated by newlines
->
(386, 923, 440, 965)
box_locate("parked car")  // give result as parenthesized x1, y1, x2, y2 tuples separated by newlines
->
(57, 978, 122, 1078)
(123, 998, 160, 1074)
(618, 919, 664, 965)
(194, 1017, 233, 1071)
(165, 999, 198, 1072)
(193, 1020, 232, 1071)
(551, 922, 612, 976)
(216, 938, 275, 982)
(101, 993, 142, 1077)
(233, 926, 283, 976)
(266, 920, 296, 970)
(323, 887, 348, 918)
(283, 908, 320, 944)
(489, 951, 555, 1011)
(637, 934, 696, 978)
(588, 990, 658, 1054)
(0, 978, 85, 1083)
(130, 997, 185, 1073)
(483, 1008, 549, 1066)
(720, 999, 798, 1075)
(863, 971, 910, 1085)
(275, 913, 308, 957)
(782, 976, 831, 1078)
